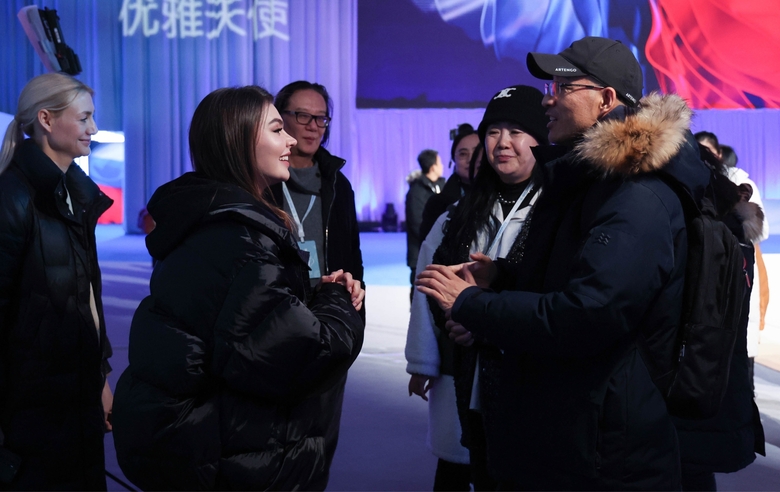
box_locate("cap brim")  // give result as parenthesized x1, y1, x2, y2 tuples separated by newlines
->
(526, 52, 586, 80)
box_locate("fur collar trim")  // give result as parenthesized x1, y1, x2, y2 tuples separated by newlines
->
(733, 200, 765, 244)
(575, 92, 693, 176)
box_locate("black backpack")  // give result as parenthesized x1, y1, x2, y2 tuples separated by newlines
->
(659, 173, 747, 419)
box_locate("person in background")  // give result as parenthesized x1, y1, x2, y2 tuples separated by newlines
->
(406, 149, 445, 301)
(721, 144, 770, 387)
(271, 81, 364, 292)
(694, 130, 722, 162)
(271, 81, 365, 472)
(669, 135, 767, 491)
(0, 72, 113, 490)
(406, 85, 548, 491)
(111, 86, 365, 490)
(418, 36, 711, 489)
(418, 124, 480, 242)
(696, 132, 770, 389)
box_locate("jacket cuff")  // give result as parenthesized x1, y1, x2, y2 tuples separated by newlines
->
(491, 258, 513, 292)
(452, 286, 489, 336)
(406, 361, 440, 378)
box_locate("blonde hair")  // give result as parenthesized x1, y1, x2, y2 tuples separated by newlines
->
(0, 73, 94, 174)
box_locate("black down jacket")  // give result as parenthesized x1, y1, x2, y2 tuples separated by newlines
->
(0, 139, 113, 490)
(112, 173, 364, 491)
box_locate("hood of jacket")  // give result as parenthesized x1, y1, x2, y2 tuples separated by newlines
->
(406, 169, 423, 184)
(145, 172, 297, 260)
(406, 170, 443, 190)
(733, 199, 765, 243)
(575, 92, 710, 205)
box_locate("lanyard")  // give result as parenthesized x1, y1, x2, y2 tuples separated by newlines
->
(282, 182, 316, 242)
(485, 180, 535, 259)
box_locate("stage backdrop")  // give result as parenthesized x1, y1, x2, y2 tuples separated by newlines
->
(1, 0, 779, 229)
(354, 0, 780, 223)
(1, 0, 357, 233)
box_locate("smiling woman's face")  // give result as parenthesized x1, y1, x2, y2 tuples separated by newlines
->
(485, 122, 538, 184)
(41, 91, 97, 170)
(253, 103, 297, 190)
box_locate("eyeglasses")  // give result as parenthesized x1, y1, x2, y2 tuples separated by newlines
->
(544, 82, 605, 97)
(282, 110, 330, 128)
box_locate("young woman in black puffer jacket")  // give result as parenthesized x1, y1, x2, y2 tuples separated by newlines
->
(112, 86, 365, 491)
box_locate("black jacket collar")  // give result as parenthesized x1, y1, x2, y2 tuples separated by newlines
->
(14, 138, 69, 199)
(315, 146, 346, 182)
(13, 139, 109, 222)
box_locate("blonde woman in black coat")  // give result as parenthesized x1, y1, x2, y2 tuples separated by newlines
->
(112, 86, 365, 491)
(0, 73, 113, 490)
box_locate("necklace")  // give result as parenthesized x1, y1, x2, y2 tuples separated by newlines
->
(496, 192, 516, 205)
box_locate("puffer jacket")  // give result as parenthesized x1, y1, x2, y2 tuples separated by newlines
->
(451, 94, 711, 489)
(112, 173, 364, 491)
(0, 139, 113, 490)
(269, 146, 364, 468)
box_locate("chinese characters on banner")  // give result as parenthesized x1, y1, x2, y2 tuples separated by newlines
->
(120, 0, 289, 41)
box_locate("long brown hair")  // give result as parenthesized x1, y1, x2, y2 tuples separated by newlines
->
(189, 86, 293, 229)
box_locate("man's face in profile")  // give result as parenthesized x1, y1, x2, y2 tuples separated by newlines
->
(542, 76, 607, 145)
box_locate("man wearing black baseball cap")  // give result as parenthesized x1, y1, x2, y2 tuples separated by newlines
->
(417, 36, 712, 489)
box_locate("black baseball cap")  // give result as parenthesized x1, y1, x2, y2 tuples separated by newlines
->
(526, 36, 643, 107)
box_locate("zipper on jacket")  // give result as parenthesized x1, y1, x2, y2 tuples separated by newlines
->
(323, 171, 338, 274)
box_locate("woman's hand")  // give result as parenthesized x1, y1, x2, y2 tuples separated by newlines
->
(102, 379, 113, 433)
(408, 373, 433, 401)
(320, 269, 344, 284)
(321, 269, 365, 311)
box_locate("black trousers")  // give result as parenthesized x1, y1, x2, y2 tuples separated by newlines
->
(468, 411, 498, 491)
(433, 459, 471, 491)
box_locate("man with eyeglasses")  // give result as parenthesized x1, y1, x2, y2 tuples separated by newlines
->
(417, 36, 711, 489)
(271, 81, 365, 486)
(272, 81, 364, 295)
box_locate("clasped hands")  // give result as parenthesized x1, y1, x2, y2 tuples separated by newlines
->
(415, 253, 496, 347)
(321, 269, 364, 311)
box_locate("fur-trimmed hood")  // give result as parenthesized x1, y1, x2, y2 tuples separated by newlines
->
(576, 92, 693, 176)
(734, 200, 765, 244)
(574, 93, 765, 243)
(571, 92, 710, 207)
